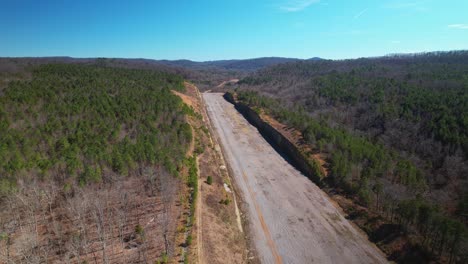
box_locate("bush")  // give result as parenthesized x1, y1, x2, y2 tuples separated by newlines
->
(155, 253, 168, 264)
(135, 224, 144, 236)
(0, 232, 8, 241)
(0, 178, 16, 196)
(220, 197, 231, 205)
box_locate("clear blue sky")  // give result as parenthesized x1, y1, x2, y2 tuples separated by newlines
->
(1, 0, 467, 61)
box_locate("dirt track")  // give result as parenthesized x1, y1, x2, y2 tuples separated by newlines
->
(203, 93, 388, 264)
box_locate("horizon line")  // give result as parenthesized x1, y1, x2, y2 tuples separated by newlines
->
(1, 49, 467, 63)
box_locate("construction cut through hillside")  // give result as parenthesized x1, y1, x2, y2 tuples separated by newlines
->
(203, 92, 388, 264)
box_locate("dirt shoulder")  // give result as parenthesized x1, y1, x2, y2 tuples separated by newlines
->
(173, 83, 249, 264)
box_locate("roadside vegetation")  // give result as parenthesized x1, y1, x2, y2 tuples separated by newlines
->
(187, 155, 198, 226)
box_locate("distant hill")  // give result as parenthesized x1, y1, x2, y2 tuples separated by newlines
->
(0, 56, 323, 73)
(159, 57, 303, 71)
(0, 56, 322, 90)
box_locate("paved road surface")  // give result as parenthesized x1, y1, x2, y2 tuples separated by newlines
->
(203, 93, 388, 264)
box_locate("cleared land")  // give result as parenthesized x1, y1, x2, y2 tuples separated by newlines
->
(203, 93, 388, 264)
(175, 83, 249, 264)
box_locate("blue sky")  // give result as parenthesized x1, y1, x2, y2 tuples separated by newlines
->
(1, 0, 467, 60)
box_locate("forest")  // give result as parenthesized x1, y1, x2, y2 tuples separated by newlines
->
(0, 64, 190, 190)
(1, 52, 467, 262)
(235, 51, 468, 262)
(0, 63, 192, 263)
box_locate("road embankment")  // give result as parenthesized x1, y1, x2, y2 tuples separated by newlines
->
(224, 92, 323, 185)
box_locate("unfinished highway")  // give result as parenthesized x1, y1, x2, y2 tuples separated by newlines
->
(203, 93, 388, 264)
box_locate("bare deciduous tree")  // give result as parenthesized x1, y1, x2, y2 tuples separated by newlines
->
(157, 166, 178, 256)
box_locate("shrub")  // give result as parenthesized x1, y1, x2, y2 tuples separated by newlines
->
(135, 224, 144, 236)
(206, 176, 213, 185)
(220, 197, 231, 205)
(0, 178, 16, 196)
(156, 253, 168, 264)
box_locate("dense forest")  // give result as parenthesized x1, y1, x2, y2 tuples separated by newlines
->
(0, 63, 193, 262)
(0, 64, 191, 191)
(0, 56, 318, 92)
(235, 51, 468, 262)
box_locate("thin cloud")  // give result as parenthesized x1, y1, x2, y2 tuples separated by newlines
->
(279, 0, 320, 12)
(448, 24, 468, 29)
(354, 8, 368, 19)
(391, 40, 401, 44)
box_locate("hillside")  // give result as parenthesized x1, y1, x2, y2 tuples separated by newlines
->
(0, 64, 193, 263)
(0, 57, 189, 77)
(0, 56, 319, 75)
(0, 56, 316, 92)
(238, 51, 468, 206)
(233, 50, 468, 262)
(158, 57, 303, 71)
